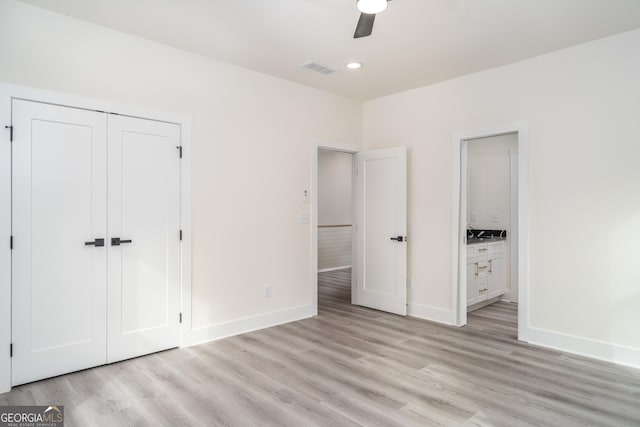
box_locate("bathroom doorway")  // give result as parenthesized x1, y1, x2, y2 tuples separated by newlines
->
(465, 133, 519, 338)
(452, 123, 530, 342)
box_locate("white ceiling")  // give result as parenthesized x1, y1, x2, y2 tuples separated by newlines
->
(19, 0, 640, 100)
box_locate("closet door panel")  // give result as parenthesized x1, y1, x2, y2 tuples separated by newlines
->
(11, 100, 107, 386)
(107, 115, 180, 363)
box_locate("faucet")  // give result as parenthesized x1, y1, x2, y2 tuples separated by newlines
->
(500, 230, 505, 238)
(477, 231, 485, 238)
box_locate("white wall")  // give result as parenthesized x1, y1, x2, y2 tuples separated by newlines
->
(467, 134, 515, 230)
(317, 150, 353, 271)
(317, 227, 352, 271)
(0, 0, 361, 338)
(318, 150, 353, 225)
(364, 29, 640, 365)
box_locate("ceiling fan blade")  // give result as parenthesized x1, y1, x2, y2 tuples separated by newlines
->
(354, 13, 376, 38)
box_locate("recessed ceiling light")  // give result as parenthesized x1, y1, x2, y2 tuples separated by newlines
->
(346, 62, 363, 70)
(357, 0, 388, 14)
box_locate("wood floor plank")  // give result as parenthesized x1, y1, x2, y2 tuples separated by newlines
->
(1, 267, 639, 426)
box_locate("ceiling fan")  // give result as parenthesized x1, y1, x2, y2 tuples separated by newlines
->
(354, 0, 391, 39)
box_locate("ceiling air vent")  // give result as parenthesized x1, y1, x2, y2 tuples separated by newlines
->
(302, 62, 336, 75)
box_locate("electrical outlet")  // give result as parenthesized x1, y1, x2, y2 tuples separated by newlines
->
(300, 212, 310, 224)
(264, 284, 272, 298)
(491, 212, 499, 223)
(471, 211, 478, 222)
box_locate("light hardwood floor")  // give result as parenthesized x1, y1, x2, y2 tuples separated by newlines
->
(467, 300, 518, 340)
(1, 268, 639, 426)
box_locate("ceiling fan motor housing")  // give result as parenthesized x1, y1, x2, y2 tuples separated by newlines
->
(357, 0, 388, 15)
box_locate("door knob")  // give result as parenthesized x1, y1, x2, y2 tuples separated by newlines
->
(111, 237, 133, 246)
(390, 236, 405, 242)
(84, 238, 105, 247)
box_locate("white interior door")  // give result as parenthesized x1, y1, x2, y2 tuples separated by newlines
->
(355, 147, 407, 315)
(11, 100, 107, 386)
(107, 115, 181, 363)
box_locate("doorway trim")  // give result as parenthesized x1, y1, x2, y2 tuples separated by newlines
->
(0, 83, 192, 393)
(310, 140, 359, 315)
(451, 122, 530, 342)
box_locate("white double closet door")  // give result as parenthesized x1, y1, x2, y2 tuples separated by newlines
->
(11, 100, 181, 386)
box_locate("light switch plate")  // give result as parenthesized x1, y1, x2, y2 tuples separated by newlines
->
(300, 212, 310, 224)
(491, 212, 499, 223)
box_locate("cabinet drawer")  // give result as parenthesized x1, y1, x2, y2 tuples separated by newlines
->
(477, 279, 488, 301)
(475, 245, 489, 256)
(467, 243, 488, 257)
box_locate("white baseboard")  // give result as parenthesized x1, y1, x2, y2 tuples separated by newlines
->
(468, 296, 501, 312)
(501, 291, 518, 303)
(408, 303, 455, 325)
(184, 304, 315, 348)
(318, 265, 352, 273)
(525, 326, 640, 370)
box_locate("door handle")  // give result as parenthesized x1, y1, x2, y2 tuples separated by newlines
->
(84, 238, 105, 247)
(390, 236, 406, 242)
(111, 237, 133, 246)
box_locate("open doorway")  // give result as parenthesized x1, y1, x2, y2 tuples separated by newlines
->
(452, 123, 529, 342)
(465, 133, 519, 339)
(311, 143, 408, 317)
(317, 148, 355, 310)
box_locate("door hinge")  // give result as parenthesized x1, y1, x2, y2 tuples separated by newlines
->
(9, 343, 13, 358)
(179, 229, 183, 241)
(179, 313, 183, 324)
(9, 235, 13, 250)
(5, 125, 13, 142)
(177, 145, 183, 158)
